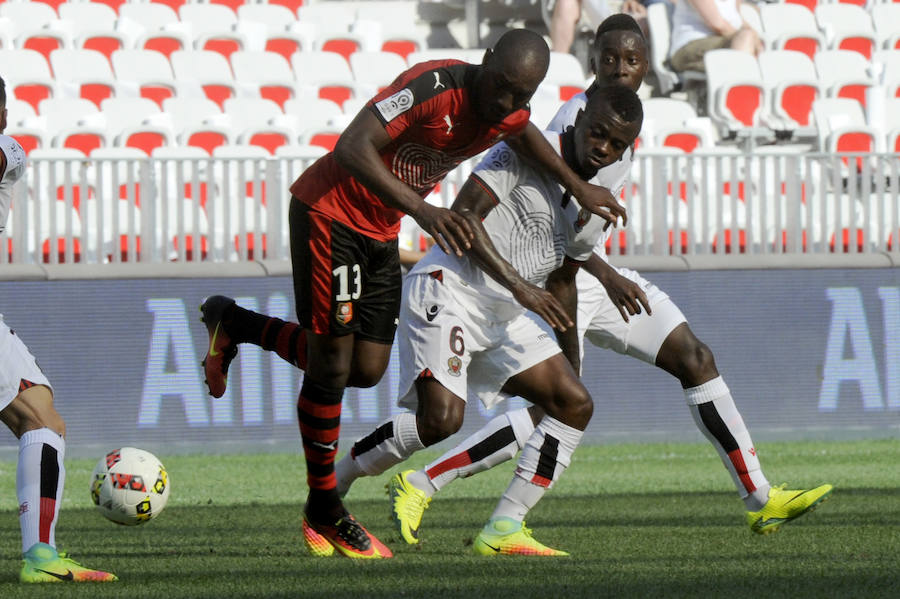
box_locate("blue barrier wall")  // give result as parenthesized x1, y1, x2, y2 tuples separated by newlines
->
(1, 267, 898, 456)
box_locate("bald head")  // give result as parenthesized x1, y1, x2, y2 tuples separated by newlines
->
(474, 29, 549, 123)
(490, 29, 550, 80)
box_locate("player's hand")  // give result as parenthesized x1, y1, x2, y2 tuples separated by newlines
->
(599, 270, 651, 323)
(512, 282, 574, 331)
(572, 181, 627, 229)
(413, 203, 473, 256)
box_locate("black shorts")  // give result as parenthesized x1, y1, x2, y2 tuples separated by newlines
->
(289, 199, 401, 343)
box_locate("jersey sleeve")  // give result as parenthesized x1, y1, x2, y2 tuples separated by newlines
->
(469, 143, 522, 205)
(366, 62, 463, 141)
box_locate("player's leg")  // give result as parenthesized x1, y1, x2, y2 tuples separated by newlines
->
(474, 352, 592, 556)
(655, 322, 832, 533)
(1, 331, 116, 582)
(290, 201, 394, 558)
(335, 269, 476, 493)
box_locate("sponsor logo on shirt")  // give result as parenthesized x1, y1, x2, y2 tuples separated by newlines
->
(375, 88, 414, 121)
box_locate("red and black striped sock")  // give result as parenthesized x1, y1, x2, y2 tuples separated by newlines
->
(297, 380, 344, 521)
(229, 306, 307, 370)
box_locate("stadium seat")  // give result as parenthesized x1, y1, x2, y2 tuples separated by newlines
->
(883, 97, 900, 152)
(291, 51, 359, 109)
(49, 48, 121, 108)
(283, 97, 343, 130)
(314, 29, 367, 63)
(814, 3, 877, 59)
(84, 146, 147, 262)
(759, 3, 826, 60)
(641, 98, 716, 152)
(211, 144, 271, 259)
(170, 50, 239, 110)
(297, 3, 356, 31)
(0, 49, 57, 112)
(119, 2, 180, 30)
(814, 50, 874, 110)
(812, 97, 879, 154)
(758, 50, 821, 137)
(58, 1, 126, 60)
(873, 4, 900, 51)
(111, 49, 178, 108)
(646, 2, 705, 96)
(224, 97, 297, 154)
(546, 52, 588, 101)
(101, 97, 173, 153)
(40, 96, 107, 155)
(29, 147, 89, 263)
(703, 49, 766, 136)
(874, 50, 900, 99)
(299, 124, 343, 152)
(150, 144, 212, 261)
(0, 2, 58, 31)
(230, 50, 298, 110)
(349, 51, 407, 94)
(355, 1, 427, 60)
(179, 3, 247, 60)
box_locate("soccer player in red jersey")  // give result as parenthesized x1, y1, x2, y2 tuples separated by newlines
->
(200, 29, 627, 558)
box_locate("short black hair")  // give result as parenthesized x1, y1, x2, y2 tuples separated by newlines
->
(589, 84, 643, 126)
(0, 75, 6, 107)
(594, 13, 645, 42)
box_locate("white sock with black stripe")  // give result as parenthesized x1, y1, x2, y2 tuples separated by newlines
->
(17, 428, 66, 553)
(489, 416, 582, 524)
(408, 407, 535, 497)
(335, 412, 424, 497)
(686, 376, 770, 511)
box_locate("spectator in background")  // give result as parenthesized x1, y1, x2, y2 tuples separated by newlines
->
(550, 0, 619, 53)
(668, 0, 762, 73)
(551, 1, 669, 54)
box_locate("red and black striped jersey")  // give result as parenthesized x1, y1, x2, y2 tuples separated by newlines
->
(289, 59, 531, 241)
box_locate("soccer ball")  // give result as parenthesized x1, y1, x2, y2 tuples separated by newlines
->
(90, 447, 170, 526)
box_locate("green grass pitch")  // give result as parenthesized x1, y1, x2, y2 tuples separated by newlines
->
(1, 439, 898, 598)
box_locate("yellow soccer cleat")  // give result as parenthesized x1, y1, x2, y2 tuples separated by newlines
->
(473, 518, 569, 557)
(20, 543, 117, 583)
(388, 470, 432, 545)
(746, 483, 834, 535)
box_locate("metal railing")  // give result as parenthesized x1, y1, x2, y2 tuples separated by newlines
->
(2, 150, 899, 265)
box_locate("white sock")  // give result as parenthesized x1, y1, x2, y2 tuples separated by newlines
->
(17, 428, 66, 554)
(490, 416, 582, 523)
(412, 407, 535, 498)
(335, 412, 424, 496)
(686, 376, 771, 511)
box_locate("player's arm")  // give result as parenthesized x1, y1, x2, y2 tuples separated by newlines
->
(545, 260, 582, 372)
(333, 109, 473, 256)
(583, 252, 651, 323)
(452, 176, 573, 332)
(507, 122, 627, 227)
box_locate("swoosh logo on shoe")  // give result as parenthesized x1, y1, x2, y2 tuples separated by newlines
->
(483, 542, 501, 553)
(208, 323, 223, 357)
(36, 568, 74, 581)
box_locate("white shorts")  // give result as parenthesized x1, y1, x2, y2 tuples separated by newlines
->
(0, 317, 52, 411)
(576, 266, 687, 365)
(397, 271, 562, 411)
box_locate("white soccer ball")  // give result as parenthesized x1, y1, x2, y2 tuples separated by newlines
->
(90, 447, 170, 526)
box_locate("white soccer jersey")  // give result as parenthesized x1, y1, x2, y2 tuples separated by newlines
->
(407, 131, 607, 322)
(0, 134, 27, 234)
(547, 91, 633, 258)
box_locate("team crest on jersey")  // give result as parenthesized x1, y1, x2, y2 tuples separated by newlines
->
(336, 302, 353, 324)
(574, 208, 591, 233)
(447, 356, 462, 377)
(375, 88, 414, 121)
